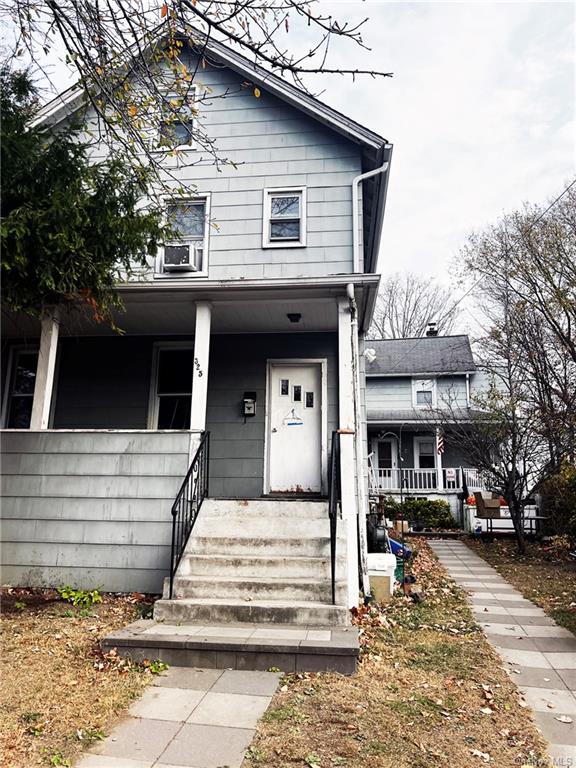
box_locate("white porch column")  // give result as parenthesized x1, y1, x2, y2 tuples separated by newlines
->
(436, 427, 444, 490)
(30, 308, 60, 430)
(337, 297, 359, 608)
(190, 302, 212, 445)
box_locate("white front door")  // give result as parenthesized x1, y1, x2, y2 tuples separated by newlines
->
(267, 362, 322, 493)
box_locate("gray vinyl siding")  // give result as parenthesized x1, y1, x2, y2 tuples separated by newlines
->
(366, 377, 413, 411)
(206, 332, 338, 498)
(80, 52, 362, 281)
(45, 332, 338, 498)
(0, 430, 191, 592)
(437, 376, 468, 409)
(366, 374, 470, 415)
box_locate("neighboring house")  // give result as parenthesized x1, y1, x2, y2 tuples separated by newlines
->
(0, 28, 392, 621)
(365, 333, 490, 517)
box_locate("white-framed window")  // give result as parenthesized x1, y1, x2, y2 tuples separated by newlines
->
(148, 343, 194, 429)
(412, 378, 436, 408)
(262, 187, 307, 248)
(414, 436, 436, 469)
(159, 196, 210, 276)
(1, 347, 39, 428)
(158, 86, 197, 149)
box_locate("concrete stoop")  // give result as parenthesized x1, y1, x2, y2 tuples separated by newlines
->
(155, 498, 350, 627)
(102, 619, 359, 674)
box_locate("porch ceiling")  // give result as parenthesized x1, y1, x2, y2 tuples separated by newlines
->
(4, 275, 379, 338)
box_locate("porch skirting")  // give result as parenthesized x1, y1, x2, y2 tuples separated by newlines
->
(0, 430, 194, 593)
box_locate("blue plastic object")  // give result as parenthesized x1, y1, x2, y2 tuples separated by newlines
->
(389, 537, 412, 559)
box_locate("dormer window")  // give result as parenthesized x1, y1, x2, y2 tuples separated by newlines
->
(159, 88, 196, 148)
(161, 198, 209, 276)
(263, 187, 307, 248)
(412, 378, 436, 408)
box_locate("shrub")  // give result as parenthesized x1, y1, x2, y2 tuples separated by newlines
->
(401, 498, 457, 529)
(57, 585, 102, 608)
(540, 464, 576, 546)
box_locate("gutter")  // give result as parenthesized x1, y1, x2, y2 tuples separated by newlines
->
(352, 145, 393, 274)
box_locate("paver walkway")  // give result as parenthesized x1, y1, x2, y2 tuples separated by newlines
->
(429, 540, 576, 765)
(75, 668, 280, 768)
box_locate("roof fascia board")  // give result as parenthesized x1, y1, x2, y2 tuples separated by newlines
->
(366, 369, 477, 378)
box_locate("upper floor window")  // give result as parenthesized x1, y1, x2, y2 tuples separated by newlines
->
(161, 198, 210, 276)
(159, 88, 196, 149)
(263, 187, 307, 248)
(412, 378, 436, 408)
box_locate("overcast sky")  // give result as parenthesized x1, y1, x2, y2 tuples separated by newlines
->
(17, 1, 575, 294)
(316, 1, 575, 282)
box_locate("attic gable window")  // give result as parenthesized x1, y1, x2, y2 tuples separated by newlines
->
(263, 187, 307, 248)
(161, 198, 210, 276)
(412, 378, 436, 408)
(158, 88, 196, 149)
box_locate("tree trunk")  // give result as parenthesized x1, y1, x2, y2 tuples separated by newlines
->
(509, 499, 526, 554)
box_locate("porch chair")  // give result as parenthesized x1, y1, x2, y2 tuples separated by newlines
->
(474, 492, 501, 519)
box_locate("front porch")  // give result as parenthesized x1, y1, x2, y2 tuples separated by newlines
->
(1, 276, 376, 615)
(369, 466, 489, 494)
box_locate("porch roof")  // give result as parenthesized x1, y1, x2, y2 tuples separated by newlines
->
(3, 274, 380, 338)
(367, 407, 476, 425)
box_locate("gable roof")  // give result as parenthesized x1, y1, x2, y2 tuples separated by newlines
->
(365, 335, 476, 376)
(34, 24, 392, 274)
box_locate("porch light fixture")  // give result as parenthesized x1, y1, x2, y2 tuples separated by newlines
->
(287, 313, 302, 323)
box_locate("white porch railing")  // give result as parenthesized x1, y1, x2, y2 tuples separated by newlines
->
(368, 465, 491, 495)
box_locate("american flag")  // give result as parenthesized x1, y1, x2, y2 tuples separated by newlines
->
(436, 430, 445, 455)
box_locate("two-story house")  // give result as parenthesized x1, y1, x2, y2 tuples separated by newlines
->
(365, 333, 490, 518)
(1, 28, 392, 627)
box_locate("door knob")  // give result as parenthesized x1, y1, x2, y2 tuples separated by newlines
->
(272, 427, 277, 433)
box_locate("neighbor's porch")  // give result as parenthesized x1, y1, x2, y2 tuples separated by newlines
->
(367, 425, 489, 496)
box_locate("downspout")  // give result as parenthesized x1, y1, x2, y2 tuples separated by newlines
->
(352, 157, 390, 273)
(346, 282, 370, 596)
(348, 155, 390, 596)
(465, 373, 471, 408)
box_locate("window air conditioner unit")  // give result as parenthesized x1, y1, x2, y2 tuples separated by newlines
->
(163, 243, 202, 273)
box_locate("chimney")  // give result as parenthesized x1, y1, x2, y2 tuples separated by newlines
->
(426, 322, 438, 337)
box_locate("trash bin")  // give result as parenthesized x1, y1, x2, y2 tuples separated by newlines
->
(367, 552, 397, 602)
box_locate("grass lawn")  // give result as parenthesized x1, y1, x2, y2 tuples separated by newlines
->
(0, 589, 158, 768)
(246, 540, 551, 768)
(466, 536, 576, 635)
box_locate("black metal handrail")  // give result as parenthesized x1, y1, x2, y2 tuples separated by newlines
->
(169, 431, 210, 599)
(327, 430, 342, 605)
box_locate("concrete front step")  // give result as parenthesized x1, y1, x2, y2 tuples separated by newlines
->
(202, 498, 328, 519)
(195, 516, 335, 538)
(167, 575, 347, 603)
(153, 597, 349, 626)
(102, 619, 359, 674)
(177, 553, 345, 579)
(185, 535, 340, 558)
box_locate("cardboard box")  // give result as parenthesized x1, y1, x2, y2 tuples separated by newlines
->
(391, 519, 410, 533)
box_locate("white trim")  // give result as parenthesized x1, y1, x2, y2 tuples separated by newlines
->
(157, 194, 211, 278)
(412, 377, 437, 408)
(263, 358, 328, 495)
(147, 341, 194, 429)
(262, 187, 307, 249)
(1, 345, 39, 428)
(157, 84, 199, 152)
(413, 435, 437, 469)
(370, 436, 398, 469)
